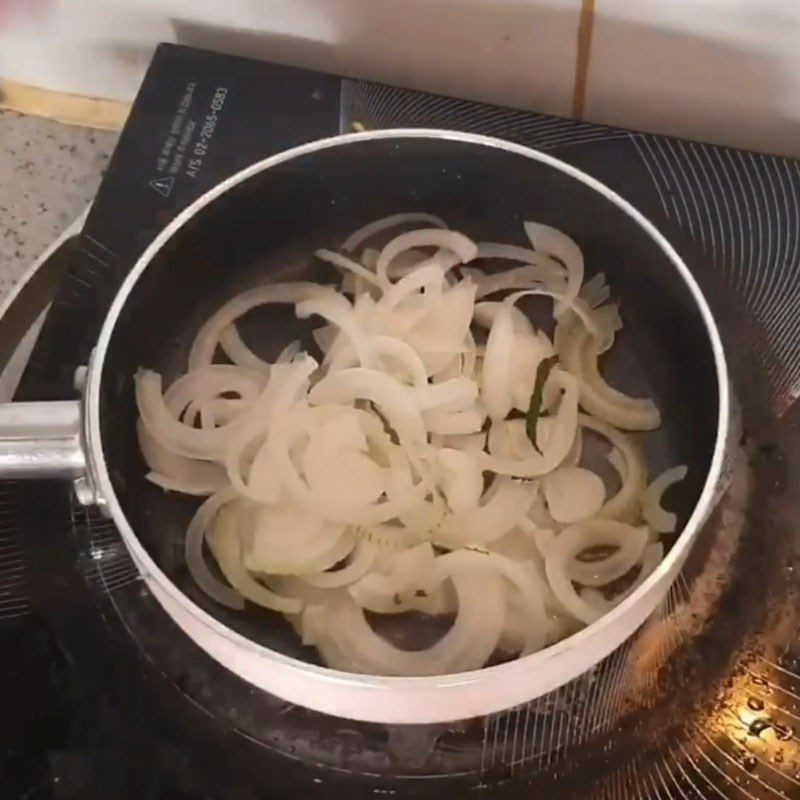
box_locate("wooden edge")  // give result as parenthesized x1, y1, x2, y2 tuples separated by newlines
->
(572, 0, 596, 121)
(0, 78, 130, 131)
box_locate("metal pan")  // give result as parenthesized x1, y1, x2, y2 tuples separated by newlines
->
(0, 129, 729, 723)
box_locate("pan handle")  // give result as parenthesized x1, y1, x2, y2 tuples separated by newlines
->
(0, 400, 85, 478)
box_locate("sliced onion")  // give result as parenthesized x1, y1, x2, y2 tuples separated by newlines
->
(381, 258, 452, 308)
(524, 222, 584, 317)
(580, 414, 646, 523)
(218, 325, 271, 373)
(489, 528, 538, 561)
(437, 477, 535, 546)
(315, 249, 382, 287)
(581, 272, 611, 308)
(415, 377, 478, 412)
(374, 336, 430, 388)
(376, 229, 477, 287)
(436, 447, 483, 512)
(185, 489, 245, 609)
(296, 294, 377, 370)
(135, 215, 679, 679)
(481, 302, 515, 420)
(208, 504, 302, 613)
(476, 242, 566, 278)
(317, 570, 503, 675)
(642, 465, 688, 533)
(479, 370, 579, 477)
(543, 466, 606, 523)
(465, 261, 565, 299)
(509, 329, 557, 413)
(136, 370, 252, 460)
(244, 504, 353, 576)
(563, 322, 660, 430)
(564, 424, 584, 467)
(526, 483, 557, 530)
(531, 527, 556, 558)
(218, 331, 299, 378)
(304, 416, 388, 508)
(189, 282, 330, 369)
(435, 549, 547, 653)
(442, 431, 487, 454)
(145, 472, 217, 495)
(348, 543, 440, 612)
(504, 288, 599, 335)
(312, 324, 337, 354)
(476, 242, 541, 262)
(309, 367, 426, 444)
(268, 413, 427, 527)
(608, 446, 627, 480)
(163, 364, 266, 419)
(304, 543, 376, 588)
(396, 280, 477, 366)
(341, 212, 447, 252)
(569, 525, 650, 586)
(473, 301, 534, 334)
(544, 519, 647, 624)
(592, 303, 623, 353)
(388, 247, 444, 279)
(328, 335, 429, 388)
(138, 419, 227, 495)
(580, 542, 663, 612)
(423, 408, 484, 435)
(361, 248, 380, 270)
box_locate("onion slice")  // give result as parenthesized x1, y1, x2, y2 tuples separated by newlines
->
(134, 215, 681, 680)
(376, 229, 477, 287)
(208, 505, 302, 613)
(580, 414, 647, 523)
(524, 222, 584, 317)
(341, 212, 447, 252)
(189, 282, 330, 369)
(642, 465, 688, 533)
(543, 466, 606, 523)
(545, 520, 647, 624)
(184, 489, 245, 609)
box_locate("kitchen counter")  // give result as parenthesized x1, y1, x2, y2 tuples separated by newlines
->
(0, 110, 117, 304)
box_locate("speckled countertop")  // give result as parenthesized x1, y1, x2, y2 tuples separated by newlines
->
(0, 110, 117, 304)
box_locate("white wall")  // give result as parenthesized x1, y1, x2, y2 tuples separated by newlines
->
(586, 0, 800, 157)
(1, 0, 799, 157)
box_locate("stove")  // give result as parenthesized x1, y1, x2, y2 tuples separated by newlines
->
(2, 43, 800, 800)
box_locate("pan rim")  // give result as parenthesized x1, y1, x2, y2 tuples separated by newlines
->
(86, 127, 730, 723)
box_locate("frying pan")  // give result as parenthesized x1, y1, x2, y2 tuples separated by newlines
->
(0, 129, 729, 723)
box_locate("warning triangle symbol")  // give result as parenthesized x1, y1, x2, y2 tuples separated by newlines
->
(150, 175, 175, 197)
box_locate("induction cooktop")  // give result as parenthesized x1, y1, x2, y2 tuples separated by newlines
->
(2, 43, 800, 800)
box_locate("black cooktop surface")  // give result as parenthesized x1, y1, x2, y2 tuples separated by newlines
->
(3, 44, 800, 800)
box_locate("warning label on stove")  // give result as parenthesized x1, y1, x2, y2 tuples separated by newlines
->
(149, 175, 174, 197)
(151, 80, 229, 192)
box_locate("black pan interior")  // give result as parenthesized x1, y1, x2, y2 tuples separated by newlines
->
(99, 134, 720, 660)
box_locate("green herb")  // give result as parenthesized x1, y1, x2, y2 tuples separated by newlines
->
(526, 355, 559, 454)
(393, 592, 402, 606)
(414, 589, 428, 598)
